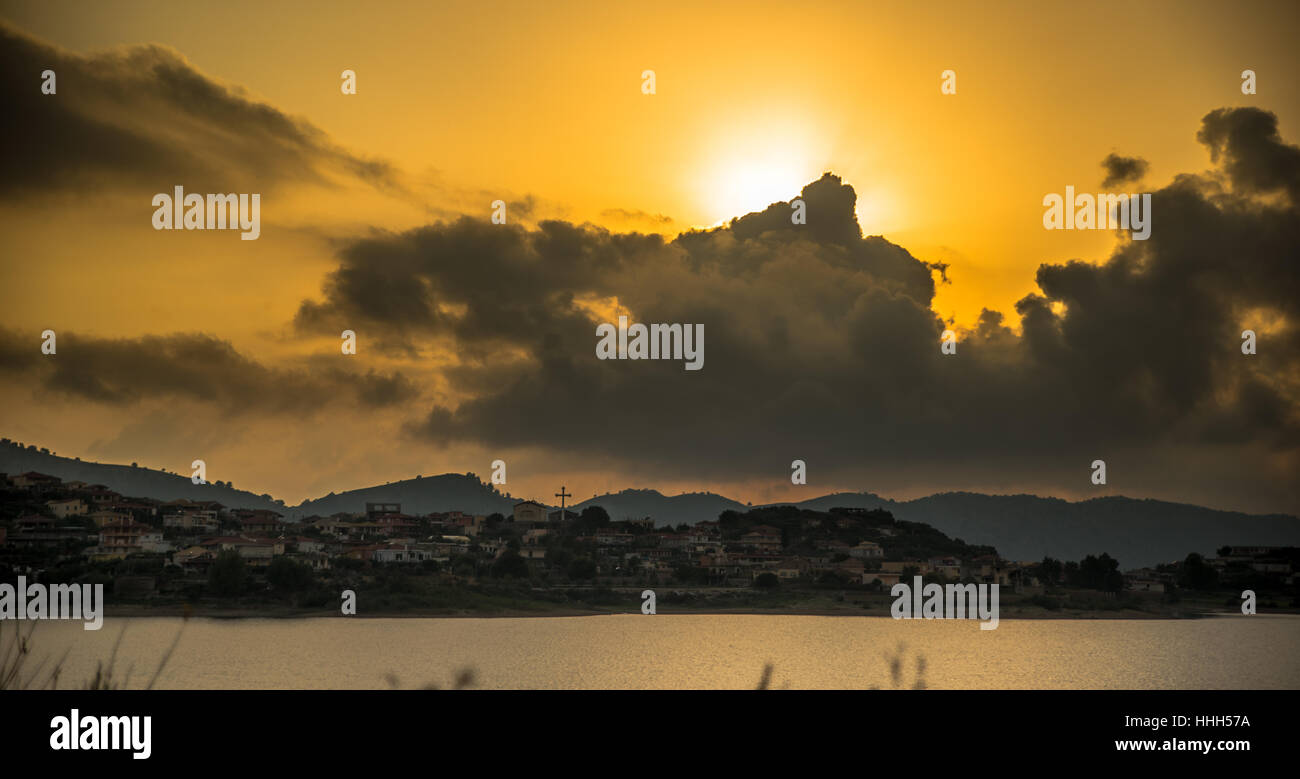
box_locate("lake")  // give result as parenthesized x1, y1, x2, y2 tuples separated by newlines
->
(16, 614, 1300, 689)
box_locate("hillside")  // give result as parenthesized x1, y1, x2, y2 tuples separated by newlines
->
(291, 473, 517, 519)
(572, 489, 748, 526)
(4, 440, 1297, 567)
(792, 491, 1300, 568)
(0, 440, 283, 512)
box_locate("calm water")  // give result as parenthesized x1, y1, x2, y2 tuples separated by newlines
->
(17, 614, 1300, 690)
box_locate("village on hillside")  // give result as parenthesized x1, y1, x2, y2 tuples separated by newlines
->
(2, 467, 1298, 615)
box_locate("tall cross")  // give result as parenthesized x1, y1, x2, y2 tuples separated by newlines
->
(555, 486, 572, 521)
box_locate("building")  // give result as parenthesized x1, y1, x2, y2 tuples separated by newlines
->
(88, 509, 132, 528)
(513, 501, 548, 525)
(163, 509, 221, 534)
(849, 541, 884, 559)
(11, 472, 62, 492)
(200, 536, 278, 565)
(365, 502, 402, 520)
(45, 498, 88, 518)
(93, 521, 164, 560)
(372, 545, 434, 564)
(233, 509, 284, 536)
(865, 571, 903, 587)
(741, 525, 782, 552)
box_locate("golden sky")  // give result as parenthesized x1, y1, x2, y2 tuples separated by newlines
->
(1, 0, 1298, 512)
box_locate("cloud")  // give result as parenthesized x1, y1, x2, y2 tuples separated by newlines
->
(0, 329, 419, 414)
(1100, 153, 1149, 188)
(286, 112, 1298, 511)
(1197, 107, 1300, 203)
(600, 208, 675, 228)
(0, 22, 405, 199)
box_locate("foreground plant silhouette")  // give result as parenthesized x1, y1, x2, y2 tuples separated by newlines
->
(0, 613, 189, 690)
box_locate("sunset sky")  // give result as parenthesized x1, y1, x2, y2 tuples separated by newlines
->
(2, 0, 1298, 513)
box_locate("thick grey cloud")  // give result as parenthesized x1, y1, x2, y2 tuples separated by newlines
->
(1198, 107, 1300, 203)
(0, 23, 403, 198)
(291, 111, 1299, 511)
(1100, 153, 1149, 188)
(0, 329, 418, 414)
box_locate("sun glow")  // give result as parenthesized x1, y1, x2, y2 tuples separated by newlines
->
(696, 120, 823, 226)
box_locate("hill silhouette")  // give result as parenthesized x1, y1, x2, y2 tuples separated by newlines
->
(3, 440, 1298, 567)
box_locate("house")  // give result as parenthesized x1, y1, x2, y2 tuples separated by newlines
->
(45, 498, 88, 518)
(776, 559, 804, 580)
(93, 521, 164, 560)
(11, 472, 61, 493)
(286, 536, 326, 554)
(447, 514, 487, 536)
(200, 536, 279, 565)
(512, 501, 548, 524)
(928, 556, 962, 579)
(292, 552, 332, 571)
(881, 560, 931, 574)
(172, 545, 215, 572)
(372, 545, 434, 564)
(964, 556, 1000, 583)
(163, 509, 221, 534)
(595, 528, 634, 546)
(375, 514, 421, 537)
(81, 486, 123, 506)
(741, 525, 782, 552)
(864, 571, 903, 587)
(233, 509, 283, 536)
(849, 541, 884, 559)
(365, 502, 402, 520)
(88, 509, 132, 528)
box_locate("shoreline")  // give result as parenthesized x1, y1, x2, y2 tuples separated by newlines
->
(98, 605, 1297, 621)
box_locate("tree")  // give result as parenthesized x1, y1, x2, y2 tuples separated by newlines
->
(1179, 553, 1219, 591)
(208, 550, 246, 597)
(492, 551, 529, 579)
(267, 557, 314, 594)
(1072, 553, 1123, 592)
(567, 557, 597, 581)
(1036, 557, 1063, 586)
(754, 573, 779, 589)
(575, 506, 610, 534)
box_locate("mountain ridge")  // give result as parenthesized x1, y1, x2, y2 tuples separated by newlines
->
(3, 440, 1297, 567)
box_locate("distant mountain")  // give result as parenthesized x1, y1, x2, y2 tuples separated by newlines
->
(786, 491, 1300, 569)
(572, 489, 748, 526)
(0, 440, 283, 512)
(5, 440, 1298, 568)
(292, 473, 517, 519)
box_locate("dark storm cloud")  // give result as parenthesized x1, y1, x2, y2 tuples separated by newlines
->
(290, 111, 1299, 509)
(1198, 107, 1300, 203)
(1100, 153, 1149, 188)
(0, 23, 403, 198)
(0, 329, 418, 413)
(600, 208, 675, 226)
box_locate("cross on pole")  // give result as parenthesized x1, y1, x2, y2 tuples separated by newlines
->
(555, 486, 572, 521)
